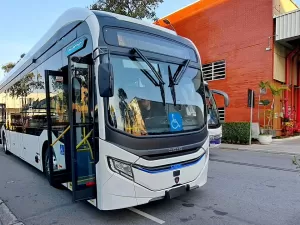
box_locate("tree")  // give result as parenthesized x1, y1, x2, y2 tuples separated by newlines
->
(6, 72, 45, 107)
(90, 0, 164, 21)
(1, 62, 16, 73)
(1, 56, 45, 108)
(258, 80, 290, 134)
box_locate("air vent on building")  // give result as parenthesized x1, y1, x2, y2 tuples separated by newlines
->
(202, 60, 226, 81)
(218, 107, 225, 122)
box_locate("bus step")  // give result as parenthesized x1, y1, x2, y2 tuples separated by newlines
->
(52, 170, 72, 183)
(77, 148, 90, 152)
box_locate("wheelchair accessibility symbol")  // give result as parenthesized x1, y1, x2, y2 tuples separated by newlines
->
(168, 112, 183, 132)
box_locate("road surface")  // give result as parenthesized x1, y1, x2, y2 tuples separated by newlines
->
(0, 147, 300, 225)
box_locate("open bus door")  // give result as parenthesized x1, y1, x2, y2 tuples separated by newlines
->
(45, 70, 72, 185)
(45, 55, 96, 201)
(68, 53, 96, 202)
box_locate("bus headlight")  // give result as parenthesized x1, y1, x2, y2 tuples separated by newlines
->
(210, 134, 221, 141)
(108, 157, 133, 180)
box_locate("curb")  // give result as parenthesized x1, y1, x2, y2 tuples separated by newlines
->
(0, 199, 24, 225)
(218, 147, 300, 156)
(272, 136, 300, 142)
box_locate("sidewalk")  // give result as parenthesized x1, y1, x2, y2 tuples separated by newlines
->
(0, 199, 24, 225)
(219, 136, 300, 156)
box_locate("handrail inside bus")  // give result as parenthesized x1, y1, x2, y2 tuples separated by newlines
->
(75, 129, 92, 149)
(50, 125, 94, 160)
(50, 125, 70, 147)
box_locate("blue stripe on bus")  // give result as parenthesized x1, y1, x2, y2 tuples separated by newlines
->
(135, 154, 205, 174)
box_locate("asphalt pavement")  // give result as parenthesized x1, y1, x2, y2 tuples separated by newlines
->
(0, 147, 300, 225)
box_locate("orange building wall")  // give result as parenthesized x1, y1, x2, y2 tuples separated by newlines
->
(156, 0, 274, 123)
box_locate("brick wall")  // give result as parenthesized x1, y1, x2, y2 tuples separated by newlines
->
(158, 0, 274, 123)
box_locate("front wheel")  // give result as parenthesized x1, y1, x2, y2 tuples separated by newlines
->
(44, 148, 62, 189)
(2, 135, 10, 155)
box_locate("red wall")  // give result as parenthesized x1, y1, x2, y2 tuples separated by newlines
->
(158, 0, 274, 123)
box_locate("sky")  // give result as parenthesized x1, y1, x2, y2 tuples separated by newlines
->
(1, 0, 300, 78)
(0, 0, 197, 78)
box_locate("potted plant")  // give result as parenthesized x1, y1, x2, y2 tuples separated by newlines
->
(258, 99, 273, 145)
(266, 82, 289, 136)
(258, 81, 290, 140)
(258, 128, 273, 145)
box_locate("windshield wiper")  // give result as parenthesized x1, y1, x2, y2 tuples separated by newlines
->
(157, 64, 166, 106)
(172, 59, 190, 85)
(168, 59, 191, 106)
(168, 65, 176, 106)
(130, 48, 166, 105)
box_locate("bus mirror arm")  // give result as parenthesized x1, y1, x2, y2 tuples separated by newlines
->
(99, 63, 114, 97)
(211, 89, 229, 107)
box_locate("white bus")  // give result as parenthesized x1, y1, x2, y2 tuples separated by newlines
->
(204, 82, 229, 148)
(0, 8, 209, 210)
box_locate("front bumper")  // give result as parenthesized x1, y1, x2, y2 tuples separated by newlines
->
(99, 148, 209, 210)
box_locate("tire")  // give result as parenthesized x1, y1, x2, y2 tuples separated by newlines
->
(2, 135, 10, 155)
(44, 148, 62, 189)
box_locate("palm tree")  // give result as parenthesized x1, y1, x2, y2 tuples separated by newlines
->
(258, 81, 269, 122)
(1, 62, 15, 73)
(259, 99, 271, 131)
(266, 82, 289, 128)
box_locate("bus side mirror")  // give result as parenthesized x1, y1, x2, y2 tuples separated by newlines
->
(211, 89, 229, 107)
(99, 63, 114, 97)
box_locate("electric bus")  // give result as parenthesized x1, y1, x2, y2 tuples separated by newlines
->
(0, 8, 209, 210)
(204, 82, 229, 148)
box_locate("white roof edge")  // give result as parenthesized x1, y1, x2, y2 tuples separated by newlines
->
(0, 7, 93, 88)
(1, 8, 177, 89)
(93, 10, 177, 35)
(183, 37, 202, 65)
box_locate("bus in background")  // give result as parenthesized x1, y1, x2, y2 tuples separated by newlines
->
(204, 81, 229, 147)
(0, 8, 209, 210)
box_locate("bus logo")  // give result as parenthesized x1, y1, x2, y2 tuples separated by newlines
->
(167, 146, 183, 152)
(171, 164, 182, 170)
(66, 38, 86, 56)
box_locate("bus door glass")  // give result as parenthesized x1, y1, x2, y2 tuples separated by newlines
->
(45, 69, 71, 185)
(0, 103, 6, 127)
(68, 50, 96, 201)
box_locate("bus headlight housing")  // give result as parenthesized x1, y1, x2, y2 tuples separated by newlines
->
(210, 134, 221, 141)
(108, 157, 133, 180)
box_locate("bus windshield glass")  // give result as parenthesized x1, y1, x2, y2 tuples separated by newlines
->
(107, 55, 206, 136)
(205, 85, 220, 127)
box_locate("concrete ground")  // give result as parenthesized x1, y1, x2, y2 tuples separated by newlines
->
(0, 147, 300, 225)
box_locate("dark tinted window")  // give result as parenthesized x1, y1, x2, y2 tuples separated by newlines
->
(103, 27, 197, 62)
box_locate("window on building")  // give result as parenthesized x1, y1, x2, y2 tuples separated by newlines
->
(218, 107, 225, 122)
(202, 60, 226, 81)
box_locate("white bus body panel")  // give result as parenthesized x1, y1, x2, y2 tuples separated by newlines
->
(22, 134, 40, 169)
(97, 138, 209, 210)
(133, 148, 206, 191)
(1, 128, 66, 172)
(8, 131, 22, 157)
(209, 125, 222, 148)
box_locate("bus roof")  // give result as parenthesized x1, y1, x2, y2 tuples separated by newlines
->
(0, 7, 176, 92)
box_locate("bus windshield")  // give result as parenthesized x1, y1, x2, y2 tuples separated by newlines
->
(107, 55, 206, 136)
(205, 85, 220, 128)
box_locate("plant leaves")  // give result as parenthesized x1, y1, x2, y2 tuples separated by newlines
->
(90, 0, 164, 21)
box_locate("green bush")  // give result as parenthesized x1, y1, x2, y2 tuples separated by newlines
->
(222, 122, 251, 145)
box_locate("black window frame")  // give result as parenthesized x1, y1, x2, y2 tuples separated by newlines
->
(101, 48, 207, 140)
